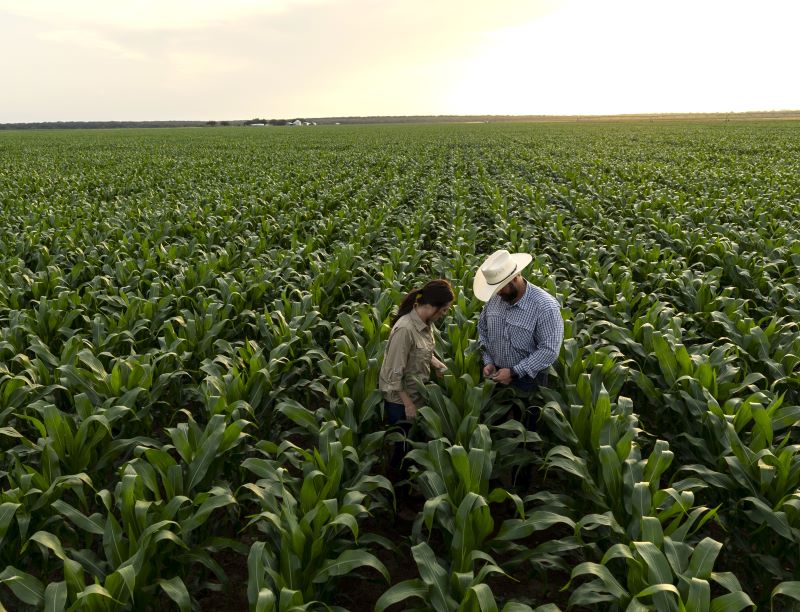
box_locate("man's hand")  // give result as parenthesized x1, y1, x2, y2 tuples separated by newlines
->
(404, 401, 417, 419)
(491, 368, 513, 385)
(482, 364, 497, 378)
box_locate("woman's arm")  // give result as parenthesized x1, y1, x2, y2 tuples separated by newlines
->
(397, 390, 416, 418)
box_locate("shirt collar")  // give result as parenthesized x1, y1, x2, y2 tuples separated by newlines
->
(409, 308, 430, 332)
(509, 280, 534, 309)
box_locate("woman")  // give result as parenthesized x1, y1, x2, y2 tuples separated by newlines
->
(379, 279, 454, 478)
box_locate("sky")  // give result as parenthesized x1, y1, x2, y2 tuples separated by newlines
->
(1, 0, 799, 121)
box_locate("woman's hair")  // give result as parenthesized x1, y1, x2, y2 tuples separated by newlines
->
(392, 279, 454, 326)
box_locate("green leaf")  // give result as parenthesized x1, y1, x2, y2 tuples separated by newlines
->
(312, 549, 389, 583)
(74, 583, 121, 607)
(248, 541, 268, 606)
(375, 579, 428, 612)
(710, 572, 744, 594)
(277, 399, 320, 433)
(633, 541, 673, 584)
(709, 590, 755, 612)
(106, 564, 137, 604)
(326, 511, 359, 540)
(750, 404, 774, 447)
(51, 500, 105, 535)
(0, 502, 21, 541)
(63, 558, 85, 601)
(103, 512, 125, 569)
(663, 537, 691, 576)
(158, 576, 192, 612)
(255, 587, 276, 612)
(43, 581, 67, 612)
(600, 543, 634, 565)
(29, 530, 68, 561)
(771, 581, 800, 607)
(448, 445, 472, 493)
(632, 482, 653, 517)
(77, 349, 107, 379)
(185, 415, 226, 491)
(590, 387, 611, 450)
(0, 566, 45, 605)
(278, 587, 304, 610)
(495, 511, 575, 541)
(653, 332, 678, 387)
(576, 512, 625, 536)
(464, 582, 498, 612)
(742, 496, 793, 540)
(640, 516, 663, 548)
(688, 537, 722, 579)
(685, 577, 711, 612)
(411, 542, 456, 610)
(633, 582, 680, 601)
(181, 490, 236, 533)
(598, 445, 622, 502)
(565, 562, 627, 600)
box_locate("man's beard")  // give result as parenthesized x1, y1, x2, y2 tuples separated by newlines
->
(500, 284, 518, 303)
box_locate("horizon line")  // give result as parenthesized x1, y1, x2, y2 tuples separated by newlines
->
(3, 109, 800, 127)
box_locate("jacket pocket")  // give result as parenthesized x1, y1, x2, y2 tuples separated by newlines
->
(410, 342, 433, 376)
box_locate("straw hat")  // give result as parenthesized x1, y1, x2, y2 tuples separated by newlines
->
(473, 249, 532, 302)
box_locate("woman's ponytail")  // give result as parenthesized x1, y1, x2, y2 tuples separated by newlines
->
(392, 289, 423, 326)
(391, 280, 454, 326)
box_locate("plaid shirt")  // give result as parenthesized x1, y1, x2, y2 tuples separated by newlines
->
(477, 281, 563, 379)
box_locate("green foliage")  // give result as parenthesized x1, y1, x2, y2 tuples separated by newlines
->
(1, 121, 799, 609)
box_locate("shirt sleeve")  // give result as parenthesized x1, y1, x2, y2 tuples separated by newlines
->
(477, 307, 494, 366)
(512, 303, 564, 379)
(379, 327, 414, 392)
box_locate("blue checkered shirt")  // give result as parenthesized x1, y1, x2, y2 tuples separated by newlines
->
(477, 281, 564, 379)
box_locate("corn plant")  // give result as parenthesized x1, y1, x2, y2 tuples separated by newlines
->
(242, 423, 392, 609)
(375, 541, 535, 612)
(415, 374, 496, 447)
(565, 535, 754, 611)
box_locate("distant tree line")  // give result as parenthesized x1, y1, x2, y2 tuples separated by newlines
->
(243, 118, 304, 126)
(0, 120, 220, 130)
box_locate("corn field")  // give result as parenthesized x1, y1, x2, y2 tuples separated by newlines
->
(1, 122, 800, 611)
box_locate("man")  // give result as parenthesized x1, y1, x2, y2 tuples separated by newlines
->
(474, 249, 563, 395)
(475, 249, 563, 490)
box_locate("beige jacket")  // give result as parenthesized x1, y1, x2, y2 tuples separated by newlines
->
(379, 309, 435, 405)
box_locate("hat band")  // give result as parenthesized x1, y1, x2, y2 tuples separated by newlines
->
(485, 264, 518, 287)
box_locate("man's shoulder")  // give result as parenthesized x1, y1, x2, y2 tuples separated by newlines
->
(526, 283, 559, 305)
(528, 281, 558, 302)
(482, 295, 505, 313)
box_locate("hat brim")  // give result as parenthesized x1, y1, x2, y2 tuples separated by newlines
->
(472, 253, 533, 302)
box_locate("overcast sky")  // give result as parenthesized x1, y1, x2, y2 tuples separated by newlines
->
(2, 0, 798, 121)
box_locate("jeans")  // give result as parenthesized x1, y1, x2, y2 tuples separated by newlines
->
(385, 400, 407, 426)
(511, 372, 548, 393)
(508, 372, 548, 491)
(511, 372, 548, 430)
